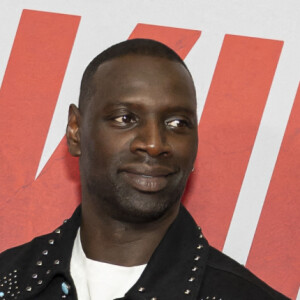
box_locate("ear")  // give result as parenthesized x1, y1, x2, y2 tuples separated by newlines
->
(66, 104, 81, 156)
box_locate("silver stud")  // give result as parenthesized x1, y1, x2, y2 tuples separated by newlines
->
(188, 277, 195, 282)
(212, 297, 216, 299)
(54, 260, 60, 265)
(26, 286, 32, 292)
(46, 270, 51, 274)
(37, 280, 43, 285)
(151, 298, 158, 300)
(184, 289, 191, 295)
(9, 273, 12, 276)
(192, 266, 198, 271)
(14, 275, 17, 278)
(63, 219, 68, 223)
(198, 226, 201, 230)
(48, 239, 54, 245)
(42, 250, 48, 255)
(199, 234, 203, 238)
(197, 244, 203, 249)
(206, 297, 210, 299)
(55, 228, 61, 234)
(13, 270, 17, 273)
(138, 287, 145, 292)
(194, 256, 200, 261)
(36, 261, 42, 266)
(62, 295, 67, 298)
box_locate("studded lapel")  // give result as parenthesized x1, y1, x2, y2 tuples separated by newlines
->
(123, 205, 209, 300)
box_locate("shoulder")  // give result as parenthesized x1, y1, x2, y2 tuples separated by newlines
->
(200, 246, 290, 300)
(0, 233, 52, 270)
(0, 231, 58, 298)
(0, 206, 80, 274)
(0, 208, 80, 299)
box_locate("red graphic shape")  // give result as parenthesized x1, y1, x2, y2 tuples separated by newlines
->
(0, 10, 81, 252)
(183, 35, 283, 250)
(129, 23, 201, 59)
(246, 84, 300, 299)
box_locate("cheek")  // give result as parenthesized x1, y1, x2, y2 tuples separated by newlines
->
(171, 135, 198, 166)
(86, 128, 131, 169)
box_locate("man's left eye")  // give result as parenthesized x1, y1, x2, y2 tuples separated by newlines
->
(166, 119, 189, 128)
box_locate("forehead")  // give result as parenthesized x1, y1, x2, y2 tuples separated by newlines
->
(89, 54, 196, 111)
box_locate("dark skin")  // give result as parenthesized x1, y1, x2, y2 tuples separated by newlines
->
(67, 54, 198, 266)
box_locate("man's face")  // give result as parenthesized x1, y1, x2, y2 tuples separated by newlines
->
(79, 54, 198, 222)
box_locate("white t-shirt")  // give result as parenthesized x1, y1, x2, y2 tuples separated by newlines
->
(70, 229, 146, 300)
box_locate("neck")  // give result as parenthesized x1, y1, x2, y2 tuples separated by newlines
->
(80, 199, 180, 267)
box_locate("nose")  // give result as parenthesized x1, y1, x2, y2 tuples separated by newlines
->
(130, 120, 172, 158)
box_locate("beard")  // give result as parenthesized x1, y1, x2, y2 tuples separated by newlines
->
(85, 169, 189, 224)
(80, 141, 194, 224)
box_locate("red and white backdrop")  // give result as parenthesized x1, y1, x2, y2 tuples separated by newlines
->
(0, 0, 299, 299)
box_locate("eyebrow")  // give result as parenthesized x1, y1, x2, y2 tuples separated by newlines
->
(103, 101, 196, 115)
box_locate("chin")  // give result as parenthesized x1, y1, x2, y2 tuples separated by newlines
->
(87, 176, 184, 223)
(111, 191, 181, 224)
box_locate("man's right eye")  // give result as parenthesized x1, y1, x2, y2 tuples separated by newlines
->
(113, 114, 137, 124)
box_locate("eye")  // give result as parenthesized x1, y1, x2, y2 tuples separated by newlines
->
(113, 114, 137, 125)
(166, 119, 189, 128)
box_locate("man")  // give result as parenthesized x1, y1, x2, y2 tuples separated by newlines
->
(0, 39, 290, 299)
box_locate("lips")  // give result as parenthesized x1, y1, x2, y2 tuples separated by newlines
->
(119, 165, 176, 193)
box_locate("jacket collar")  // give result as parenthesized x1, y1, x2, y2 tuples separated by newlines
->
(16, 205, 208, 300)
(125, 205, 209, 300)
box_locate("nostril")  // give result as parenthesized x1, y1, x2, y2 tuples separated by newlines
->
(130, 138, 171, 158)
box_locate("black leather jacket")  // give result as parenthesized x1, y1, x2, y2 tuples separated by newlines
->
(0, 205, 290, 300)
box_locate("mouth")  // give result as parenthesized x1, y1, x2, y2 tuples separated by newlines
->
(119, 165, 176, 193)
